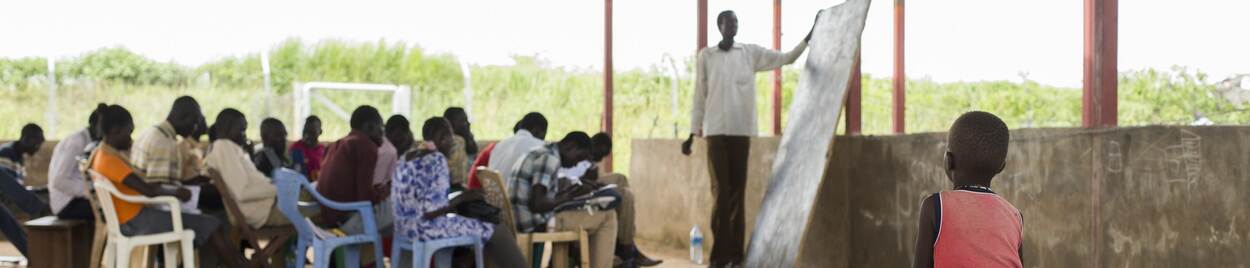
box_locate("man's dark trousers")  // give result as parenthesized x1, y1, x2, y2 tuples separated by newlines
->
(705, 135, 750, 266)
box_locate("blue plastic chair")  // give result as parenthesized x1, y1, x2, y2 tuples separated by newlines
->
(391, 234, 484, 268)
(273, 168, 384, 268)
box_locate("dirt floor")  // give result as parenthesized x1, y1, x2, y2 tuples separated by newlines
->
(0, 239, 695, 268)
(635, 239, 705, 268)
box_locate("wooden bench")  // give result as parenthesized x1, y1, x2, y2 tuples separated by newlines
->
(25, 216, 93, 268)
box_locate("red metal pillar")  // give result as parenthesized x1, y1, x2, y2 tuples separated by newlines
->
(1084, 0, 1116, 265)
(892, 0, 906, 134)
(846, 51, 862, 134)
(1083, 0, 1117, 128)
(697, 0, 708, 52)
(772, 0, 783, 135)
(603, 0, 614, 171)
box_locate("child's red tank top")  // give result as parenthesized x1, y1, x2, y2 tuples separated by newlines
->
(933, 190, 1023, 268)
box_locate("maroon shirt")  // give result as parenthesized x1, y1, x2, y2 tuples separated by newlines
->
(316, 130, 381, 225)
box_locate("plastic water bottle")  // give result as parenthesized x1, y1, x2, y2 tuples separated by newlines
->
(690, 225, 704, 265)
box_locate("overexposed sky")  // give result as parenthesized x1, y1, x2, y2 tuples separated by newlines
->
(1, 0, 1246, 87)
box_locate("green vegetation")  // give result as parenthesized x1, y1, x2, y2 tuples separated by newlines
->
(1, 39, 1245, 174)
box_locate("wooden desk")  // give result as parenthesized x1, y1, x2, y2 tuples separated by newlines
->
(25, 216, 92, 268)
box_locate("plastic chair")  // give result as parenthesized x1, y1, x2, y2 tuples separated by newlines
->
(272, 168, 383, 268)
(87, 170, 195, 268)
(477, 168, 589, 268)
(390, 234, 483, 268)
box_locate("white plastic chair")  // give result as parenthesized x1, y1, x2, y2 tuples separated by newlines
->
(88, 170, 196, 268)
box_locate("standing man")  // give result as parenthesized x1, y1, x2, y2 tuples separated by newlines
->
(687, 10, 816, 268)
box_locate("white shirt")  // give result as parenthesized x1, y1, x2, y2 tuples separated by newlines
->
(692, 41, 808, 136)
(48, 129, 92, 214)
(556, 160, 593, 186)
(205, 140, 278, 228)
(489, 130, 546, 187)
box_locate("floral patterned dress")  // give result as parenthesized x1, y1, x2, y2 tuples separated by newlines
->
(393, 152, 495, 242)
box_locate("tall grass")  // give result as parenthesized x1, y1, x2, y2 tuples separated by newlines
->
(2, 40, 1245, 175)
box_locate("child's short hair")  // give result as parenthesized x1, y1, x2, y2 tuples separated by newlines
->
(948, 111, 1010, 179)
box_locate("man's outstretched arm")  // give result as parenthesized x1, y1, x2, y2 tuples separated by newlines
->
(752, 41, 809, 72)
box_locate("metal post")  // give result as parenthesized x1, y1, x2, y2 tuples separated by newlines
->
(892, 0, 906, 134)
(461, 62, 474, 122)
(846, 51, 862, 134)
(1083, 0, 1118, 128)
(46, 58, 57, 136)
(261, 51, 273, 119)
(772, 0, 783, 135)
(603, 0, 615, 172)
(697, 0, 708, 52)
(1084, 0, 1117, 266)
(666, 55, 681, 138)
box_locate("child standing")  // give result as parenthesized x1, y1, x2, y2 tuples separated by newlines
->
(914, 111, 1023, 268)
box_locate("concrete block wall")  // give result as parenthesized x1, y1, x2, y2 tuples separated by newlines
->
(630, 126, 1250, 267)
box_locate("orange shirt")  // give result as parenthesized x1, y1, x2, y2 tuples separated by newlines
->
(91, 145, 144, 224)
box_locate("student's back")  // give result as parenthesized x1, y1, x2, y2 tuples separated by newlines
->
(489, 130, 544, 183)
(932, 188, 1021, 267)
(914, 111, 1022, 268)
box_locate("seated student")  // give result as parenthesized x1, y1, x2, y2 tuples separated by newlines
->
(0, 124, 50, 256)
(378, 115, 415, 188)
(204, 109, 288, 228)
(90, 105, 248, 267)
(386, 115, 416, 156)
(445, 136, 469, 191)
(372, 121, 399, 187)
(178, 117, 207, 182)
(444, 107, 478, 171)
(510, 131, 617, 268)
(254, 118, 292, 177)
(131, 96, 204, 184)
(392, 117, 525, 267)
(49, 104, 106, 221)
(315, 106, 392, 234)
(913, 111, 1022, 268)
(132, 96, 224, 212)
(290, 116, 326, 181)
(588, 133, 662, 267)
(489, 112, 547, 187)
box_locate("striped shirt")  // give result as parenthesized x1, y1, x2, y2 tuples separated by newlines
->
(507, 143, 562, 232)
(131, 121, 185, 183)
(0, 143, 26, 181)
